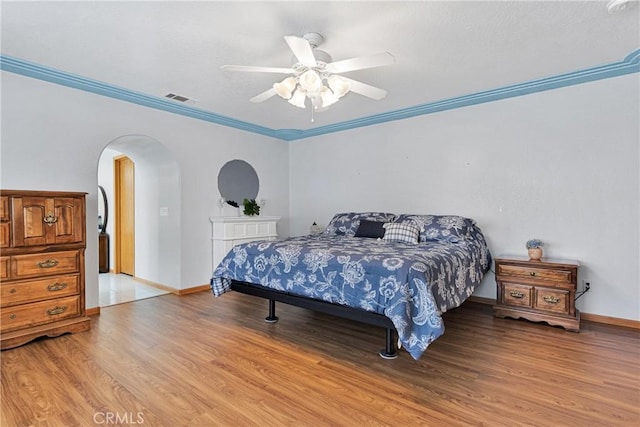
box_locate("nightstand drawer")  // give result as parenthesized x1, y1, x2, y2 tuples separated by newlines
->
(534, 288, 569, 315)
(498, 264, 573, 284)
(1, 274, 80, 307)
(503, 283, 533, 308)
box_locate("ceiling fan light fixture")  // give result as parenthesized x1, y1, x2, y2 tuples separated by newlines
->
(288, 87, 307, 108)
(273, 76, 297, 99)
(299, 69, 322, 92)
(607, 0, 631, 13)
(222, 33, 394, 118)
(320, 86, 339, 108)
(328, 75, 350, 98)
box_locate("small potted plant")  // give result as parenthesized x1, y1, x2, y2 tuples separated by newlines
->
(242, 198, 260, 216)
(526, 239, 544, 260)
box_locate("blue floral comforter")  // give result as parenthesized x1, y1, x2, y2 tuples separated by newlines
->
(211, 233, 491, 359)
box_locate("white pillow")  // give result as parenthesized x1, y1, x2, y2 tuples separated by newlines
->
(382, 222, 420, 244)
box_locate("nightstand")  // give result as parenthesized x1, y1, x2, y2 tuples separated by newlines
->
(493, 255, 580, 331)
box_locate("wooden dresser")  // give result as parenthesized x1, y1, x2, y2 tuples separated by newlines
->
(1, 190, 91, 350)
(493, 255, 580, 332)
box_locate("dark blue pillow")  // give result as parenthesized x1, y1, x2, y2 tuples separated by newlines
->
(324, 212, 396, 237)
(354, 220, 387, 238)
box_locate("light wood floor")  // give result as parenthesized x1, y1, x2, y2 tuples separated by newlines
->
(2, 291, 639, 426)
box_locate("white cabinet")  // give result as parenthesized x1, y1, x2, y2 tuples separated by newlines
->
(210, 216, 280, 271)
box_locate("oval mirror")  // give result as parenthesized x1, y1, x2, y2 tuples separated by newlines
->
(217, 159, 259, 205)
(98, 185, 108, 233)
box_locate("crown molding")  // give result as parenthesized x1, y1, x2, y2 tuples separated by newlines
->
(2, 49, 638, 142)
(0, 55, 278, 139)
(282, 48, 640, 141)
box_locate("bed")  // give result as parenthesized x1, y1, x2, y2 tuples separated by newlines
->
(210, 212, 492, 360)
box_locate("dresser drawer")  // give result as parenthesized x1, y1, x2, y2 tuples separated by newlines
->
(0, 256, 9, 280)
(1, 295, 81, 332)
(11, 250, 81, 279)
(502, 282, 533, 308)
(1, 274, 80, 307)
(534, 288, 569, 315)
(498, 264, 573, 284)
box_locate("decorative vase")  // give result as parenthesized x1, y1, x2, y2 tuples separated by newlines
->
(528, 247, 543, 260)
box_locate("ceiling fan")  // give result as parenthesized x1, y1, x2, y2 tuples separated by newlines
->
(221, 33, 395, 114)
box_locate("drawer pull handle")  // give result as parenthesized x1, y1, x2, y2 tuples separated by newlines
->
(38, 259, 59, 269)
(530, 272, 536, 277)
(9, 314, 16, 320)
(47, 306, 67, 316)
(510, 291, 525, 299)
(43, 212, 58, 226)
(10, 288, 16, 294)
(47, 282, 68, 292)
(543, 295, 560, 304)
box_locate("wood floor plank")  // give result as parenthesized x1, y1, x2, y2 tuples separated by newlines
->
(2, 291, 639, 426)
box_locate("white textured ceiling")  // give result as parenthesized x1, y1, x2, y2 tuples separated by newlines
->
(1, 1, 639, 131)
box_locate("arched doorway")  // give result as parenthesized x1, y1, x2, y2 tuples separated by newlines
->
(97, 135, 181, 306)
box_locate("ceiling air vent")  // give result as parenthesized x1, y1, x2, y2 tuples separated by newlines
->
(164, 93, 195, 103)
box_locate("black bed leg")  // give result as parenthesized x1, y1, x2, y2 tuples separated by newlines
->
(379, 328, 398, 359)
(265, 299, 279, 323)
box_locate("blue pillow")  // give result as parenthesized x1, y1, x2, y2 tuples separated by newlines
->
(394, 214, 476, 243)
(324, 212, 396, 237)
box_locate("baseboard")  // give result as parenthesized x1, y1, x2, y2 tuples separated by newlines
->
(467, 296, 495, 306)
(177, 284, 211, 295)
(580, 312, 639, 329)
(86, 307, 100, 316)
(467, 296, 640, 330)
(133, 276, 178, 294)
(131, 277, 209, 296)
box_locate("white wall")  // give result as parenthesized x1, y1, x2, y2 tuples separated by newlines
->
(1, 71, 290, 309)
(2, 69, 638, 322)
(289, 74, 640, 321)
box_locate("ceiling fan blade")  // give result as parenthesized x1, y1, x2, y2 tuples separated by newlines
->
(325, 52, 395, 74)
(341, 77, 388, 100)
(284, 35, 317, 67)
(221, 65, 294, 74)
(250, 88, 277, 103)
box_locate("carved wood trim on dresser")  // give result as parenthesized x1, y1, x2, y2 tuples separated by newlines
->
(0, 190, 91, 350)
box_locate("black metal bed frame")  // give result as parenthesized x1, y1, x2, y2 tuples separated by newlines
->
(230, 280, 399, 359)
